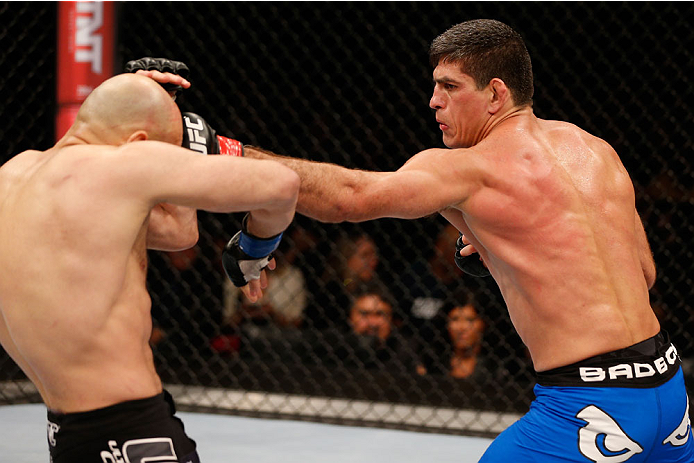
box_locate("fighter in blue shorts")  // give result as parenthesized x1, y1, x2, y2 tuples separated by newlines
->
(112, 20, 694, 463)
(482, 331, 693, 462)
(228, 19, 694, 463)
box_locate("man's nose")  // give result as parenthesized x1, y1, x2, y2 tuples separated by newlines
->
(430, 90, 443, 110)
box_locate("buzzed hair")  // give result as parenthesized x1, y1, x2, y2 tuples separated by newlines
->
(429, 19, 534, 107)
(75, 74, 181, 144)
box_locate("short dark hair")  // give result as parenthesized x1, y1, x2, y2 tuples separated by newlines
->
(350, 281, 395, 311)
(429, 19, 534, 107)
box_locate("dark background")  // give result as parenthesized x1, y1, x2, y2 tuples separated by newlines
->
(1, 2, 692, 435)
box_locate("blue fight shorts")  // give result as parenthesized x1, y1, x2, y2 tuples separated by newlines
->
(481, 331, 693, 462)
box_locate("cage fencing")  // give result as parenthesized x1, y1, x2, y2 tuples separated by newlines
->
(1, 1, 692, 437)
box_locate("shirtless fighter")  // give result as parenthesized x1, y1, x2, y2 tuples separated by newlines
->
(234, 19, 691, 462)
(0, 72, 298, 462)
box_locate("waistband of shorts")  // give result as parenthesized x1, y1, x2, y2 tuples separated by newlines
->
(47, 389, 173, 425)
(535, 331, 681, 388)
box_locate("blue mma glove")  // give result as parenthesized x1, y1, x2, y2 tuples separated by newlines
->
(222, 214, 283, 287)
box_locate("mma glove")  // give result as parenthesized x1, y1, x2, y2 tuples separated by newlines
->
(222, 214, 283, 287)
(124, 57, 190, 97)
(182, 112, 244, 157)
(455, 233, 491, 277)
(124, 57, 245, 156)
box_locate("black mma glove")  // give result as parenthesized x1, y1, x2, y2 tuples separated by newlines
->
(124, 57, 245, 156)
(182, 112, 244, 157)
(222, 214, 284, 287)
(124, 57, 190, 97)
(455, 233, 490, 277)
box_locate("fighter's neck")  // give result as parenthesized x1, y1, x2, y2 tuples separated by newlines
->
(55, 122, 112, 150)
(475, 106, 534, 145)
(54, 135, 89, 150)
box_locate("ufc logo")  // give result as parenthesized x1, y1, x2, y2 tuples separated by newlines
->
(75, 2, 103, 73)
(100, 438, 177, 463)
(183, 115, 208, 154)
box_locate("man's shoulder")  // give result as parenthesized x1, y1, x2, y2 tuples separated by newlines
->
(538, 118, 612, 149)
(43, 145, 126, 186)
(54, 143, 167, 179)
(1, 148, 44, 170)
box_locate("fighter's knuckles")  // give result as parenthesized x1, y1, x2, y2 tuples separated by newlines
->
(459, 244, 477, 257)
(124, 57, 190, 96)
(454, 232, 490, 277)
(125, 57, 189, 76)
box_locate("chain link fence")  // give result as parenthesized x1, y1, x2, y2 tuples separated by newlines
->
(1, 1, 692, 437)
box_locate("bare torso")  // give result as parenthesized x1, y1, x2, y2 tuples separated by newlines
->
(0, 146, 161, 413)
(444, 115, 660, 371)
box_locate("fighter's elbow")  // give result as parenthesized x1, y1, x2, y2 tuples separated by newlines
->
(297, 188, 360, 223)
(329, 200, 358, 223)
(273, 168, 301, 210)
(179, 226, 200, 251)
(167, 219, 200, 251)
(147, 225, 199, 252)
(334, 192, 376, 223)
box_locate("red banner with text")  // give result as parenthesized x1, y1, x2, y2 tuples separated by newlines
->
(56, 1, 115, 140)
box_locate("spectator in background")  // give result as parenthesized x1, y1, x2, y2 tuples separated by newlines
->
(445, 302, 487, 380)
(349, 290, 394, 343)
(306, 232, 381, 330)
(415, 292, 490, 379)
(396, 222, 471, 366)
(400, 223, 465, 326)
(310, 285, 422, 373)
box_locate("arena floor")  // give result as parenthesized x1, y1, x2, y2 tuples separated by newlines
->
(0, 403, 493, 462)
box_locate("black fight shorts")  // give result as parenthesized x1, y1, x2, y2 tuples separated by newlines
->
(47, 390, 200, 463)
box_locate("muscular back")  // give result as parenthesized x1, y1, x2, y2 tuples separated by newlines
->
(449, 116, 660, 371)
(0, 146, 160, 412)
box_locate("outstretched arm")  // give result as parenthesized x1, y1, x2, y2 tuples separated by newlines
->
(244, 146, 479, 223)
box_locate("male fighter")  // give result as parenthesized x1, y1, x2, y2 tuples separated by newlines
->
(231, 19, 690, 462)
(0, 72, 298, 462)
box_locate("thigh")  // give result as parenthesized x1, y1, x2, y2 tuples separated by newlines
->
(652, 369, 694, 463)
(481, 385, 657, 463)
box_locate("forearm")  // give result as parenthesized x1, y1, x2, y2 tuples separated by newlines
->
(244, 146, 368, 223)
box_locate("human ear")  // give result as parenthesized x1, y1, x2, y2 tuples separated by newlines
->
(126, 130, 148, 143)
(488, 78, 510, 114)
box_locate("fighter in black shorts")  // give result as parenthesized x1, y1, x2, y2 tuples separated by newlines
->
(48, 391, 199, 463)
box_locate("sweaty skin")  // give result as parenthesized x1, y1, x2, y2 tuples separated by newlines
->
(0, 74, 299, 413)
(246, 61, 659, 372)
